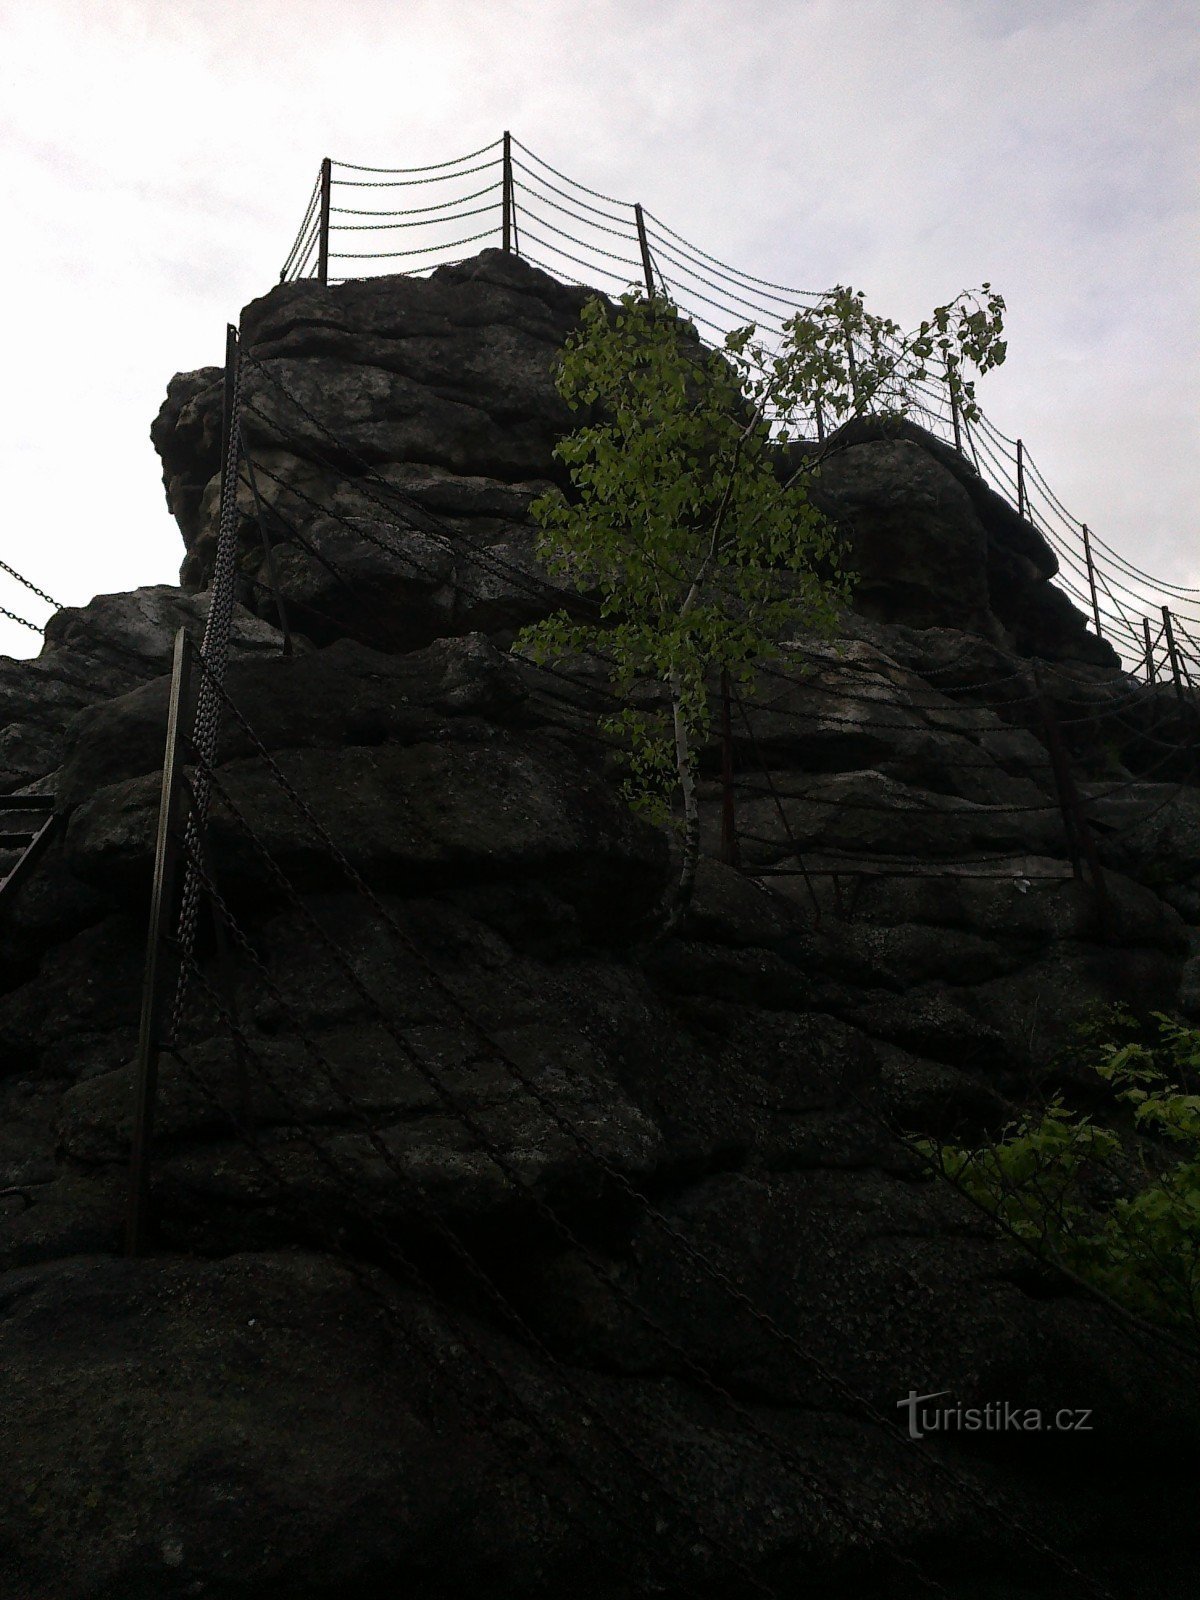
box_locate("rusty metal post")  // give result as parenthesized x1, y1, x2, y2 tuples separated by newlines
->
(1082, 524, 1102, 639)
(844, 331, 859, 410)
(502, 131, 513, 253)
(1016, 438, 1027, 518)
(125, 629, 196, 1256)
(1162, 606, 1185, 702)
(719, 670, 739, 867)
(238, 421, 293, 656)
(1034, 665, 1111, 939)
(317, 158, 332, 286)
(634, 203, 655, 300)
(219, 323, 239, 506)
(1143, 616, 1156, 683)
(947, 354, 962, 453)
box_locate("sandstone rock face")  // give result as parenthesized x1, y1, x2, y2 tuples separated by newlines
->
(0, 252, 1197, 1598)
(0, 586, 289, 795)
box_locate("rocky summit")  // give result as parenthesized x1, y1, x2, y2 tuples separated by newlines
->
(1, 248, 1198, 1599)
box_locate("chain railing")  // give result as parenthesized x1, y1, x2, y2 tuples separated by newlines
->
(277, 132, 1196, 680)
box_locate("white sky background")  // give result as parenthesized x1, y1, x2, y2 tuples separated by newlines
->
(0, 0, 1196, 660)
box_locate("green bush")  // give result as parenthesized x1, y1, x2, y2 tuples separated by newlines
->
(920, 1007, 1200, 1339)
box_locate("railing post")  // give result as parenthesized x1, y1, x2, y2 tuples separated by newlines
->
(634, 203, 655, 300)
(946, 353, 962, 453)
(1143, 616, 1156, 683)
(125, 629, 196, 1256)
(1082, 524, 1102, 639)
(502, 131, 513, 253)
(238, 421, 294, 656)
(719, 669, 739, 868)
(317, 158, 332, 287)
(219, 323, 239, 506)
(1016, 438, 1027, 518)
(1034, 665, 1111, 940)
(843, 331, 859, 410)
(1162, 606, 1185, 702)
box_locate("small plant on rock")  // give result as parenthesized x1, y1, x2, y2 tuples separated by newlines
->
(920, 1007, 1200, 1342)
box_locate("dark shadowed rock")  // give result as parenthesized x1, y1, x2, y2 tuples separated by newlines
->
(0, 251, 1197, 1599)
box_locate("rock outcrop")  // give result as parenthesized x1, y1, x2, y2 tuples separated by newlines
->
(0, 249, 1197, 1599)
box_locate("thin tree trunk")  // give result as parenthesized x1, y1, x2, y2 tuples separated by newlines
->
(648, 670, 701, 943)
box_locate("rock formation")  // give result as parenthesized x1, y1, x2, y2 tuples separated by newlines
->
(0, 248, 1198, 1598)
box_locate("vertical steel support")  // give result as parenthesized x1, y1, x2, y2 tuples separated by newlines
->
(1143, 617, 1156, 683)
(125, 629, 196, 1256)
(1082, 524, 1102, 639)
(844, 332, 859, 410)
(634, 203, 655, 300)
(1162, 606, 1185, 702)
(502, 132, 513, 253)
(947, 354, 962, 453)
(719, 670, 739, 868)
(239, 422, 293, 656)
(1034, 666, 1110, 939)
(815, 398, 826, 446)
(219, 323, 238, 505)
(1016, 438, 1027, 518)
(317, 158, 332, 286)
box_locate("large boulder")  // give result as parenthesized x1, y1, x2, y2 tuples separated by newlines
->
(0, 251, 1198, 1599)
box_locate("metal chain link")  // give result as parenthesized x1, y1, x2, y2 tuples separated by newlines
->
(0, 603, 43, 633)
(173, 839, 802, 1599)
(331, 138, 504, 174)
(335, 156, 502, 188)
(195, 657, 1116, 1597)
(329, 179, 503, 220)
(187, 735, 948, 1595)
(162, 332, 246, 1052)
(0, 556, 60, 609)
(159, 991, 683, 1595)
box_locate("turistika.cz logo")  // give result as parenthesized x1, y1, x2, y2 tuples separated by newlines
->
(897, 1390, 1094, 1441)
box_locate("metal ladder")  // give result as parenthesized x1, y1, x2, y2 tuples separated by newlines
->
(0, 795, 56, 905)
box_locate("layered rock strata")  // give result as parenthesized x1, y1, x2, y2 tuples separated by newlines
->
(0, 250, 1196, 1598)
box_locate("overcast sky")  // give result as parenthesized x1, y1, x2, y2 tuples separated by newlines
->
(1, 0, 1196, 660)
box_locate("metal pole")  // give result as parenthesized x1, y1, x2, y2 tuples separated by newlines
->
(634, 203, 655, 300)
(1162, 605, 1185, 702)
(219, 324, 238, 506)
(125, 629, 196, 1256)
(1082, 524, 1102, 639)
(947, 354, 962, 453)
(1016, 438, 1026, 518)
(719, 670, 739, 868)
(317, 158, 332, 287)
(1034, 665, 1111, 939)
(1143, 616, 1156, 683)
(815, 398, 826, 446)
(502, 131, 512, 253)
(238, 421, 293, 656)
(843, 331, 859, 410)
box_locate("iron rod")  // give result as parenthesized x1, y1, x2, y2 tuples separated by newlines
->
(1162, 605, 1185, 702)
(1144, 616, 1156, 683)
(502, 131, 512, 253)
(1082, 524, 1102, 639)
(1016, 438, 1026, 518)
(634, 203, 655, 300)
(1034, 665, 1111, 939)
(125, 629, 196, 1256)
(719, 669, 739, 867)
(317, 158, 332, 286)
(947, 354, 962, 453)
